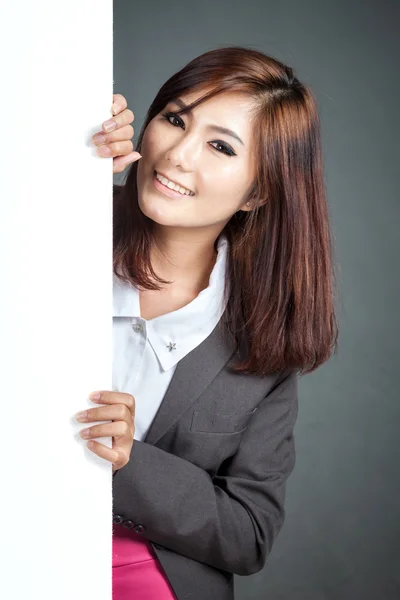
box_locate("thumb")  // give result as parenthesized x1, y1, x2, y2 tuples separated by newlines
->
(125, 151, 142, 163)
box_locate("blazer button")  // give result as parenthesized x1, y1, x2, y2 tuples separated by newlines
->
(112, 514, 124, 525)
(134, 524, 145, 533)
(123, 520, 135, 529)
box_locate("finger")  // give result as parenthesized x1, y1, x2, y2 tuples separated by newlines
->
(102, 108, 134, 133)
(89, 390, 135, 414)
(112, 94, 128, 116)
(92, 124, 134, 146)
(87, 440, 121, 466)
(113, 152, 142, 174)
(96, 140, 134, 158)
(80, 420, 132, 441)
(76, 403, 133, 425)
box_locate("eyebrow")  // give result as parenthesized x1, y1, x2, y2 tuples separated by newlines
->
(171, 98, 245, 146)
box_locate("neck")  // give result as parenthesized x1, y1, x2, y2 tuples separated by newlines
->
(150, 226, 223, 295)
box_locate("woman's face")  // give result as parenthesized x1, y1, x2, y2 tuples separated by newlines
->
(136, 89, 257, 232)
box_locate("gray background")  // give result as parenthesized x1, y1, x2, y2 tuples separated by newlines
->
(113, 1, 400, 598)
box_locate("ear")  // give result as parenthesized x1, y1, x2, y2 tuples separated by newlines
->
(239, 197, 264, 212)
(240, 195, 268, 212)
(239, 200, 253, 213)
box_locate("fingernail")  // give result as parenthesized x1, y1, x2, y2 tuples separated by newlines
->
(89, 392, 101, 400)
(103, 120, 117, 132)
(75, 410, 87, 421)
(97, 146, 111, 157)
(80, 428, 90, 438)
(92, 133, 106, 145)
(112, 103, 120, 115)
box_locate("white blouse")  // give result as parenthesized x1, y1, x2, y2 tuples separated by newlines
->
(112, 234, 229, 442)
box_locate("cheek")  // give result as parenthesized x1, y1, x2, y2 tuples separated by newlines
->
(203, 161, 249, 202)
(137, 126, 160, 186)
(141, 123, 166, 157)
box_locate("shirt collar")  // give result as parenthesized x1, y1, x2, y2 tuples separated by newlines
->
(113, 234, 229, 371)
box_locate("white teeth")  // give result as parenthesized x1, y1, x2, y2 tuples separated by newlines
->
(155, 172, 194, 196)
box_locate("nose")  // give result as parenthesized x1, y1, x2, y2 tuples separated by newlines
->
(164, 133, 201, 171)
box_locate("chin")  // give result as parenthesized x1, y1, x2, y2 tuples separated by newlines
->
(137, 193, 184, 227)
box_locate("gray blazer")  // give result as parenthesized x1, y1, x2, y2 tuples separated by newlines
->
(112, 318, 299, 600)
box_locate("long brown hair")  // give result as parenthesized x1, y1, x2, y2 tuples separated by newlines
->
(113, 46, 339, 377)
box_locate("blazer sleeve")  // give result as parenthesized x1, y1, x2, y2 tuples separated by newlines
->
(112, 368, 299, 576)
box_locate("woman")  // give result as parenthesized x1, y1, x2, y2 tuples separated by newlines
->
(76, 46, 338, 599)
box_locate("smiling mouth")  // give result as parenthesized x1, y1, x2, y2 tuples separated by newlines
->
(153, 170, 195, 197)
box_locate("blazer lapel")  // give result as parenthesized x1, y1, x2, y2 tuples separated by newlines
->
(143, 322, 237, 446)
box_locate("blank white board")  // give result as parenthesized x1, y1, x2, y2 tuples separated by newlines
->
(0, 1, 114, 598)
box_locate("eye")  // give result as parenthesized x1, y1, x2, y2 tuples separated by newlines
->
(161, 111, 236, 157)
(162, 111, 185, 128)
(209, 141, 236, 157)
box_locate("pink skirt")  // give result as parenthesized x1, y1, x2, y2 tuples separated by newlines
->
(113, 523, 178, 600)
